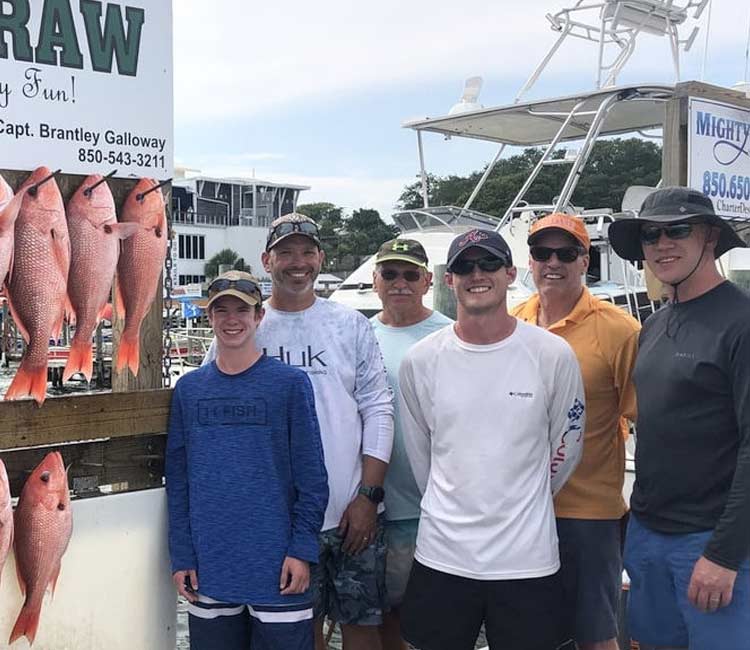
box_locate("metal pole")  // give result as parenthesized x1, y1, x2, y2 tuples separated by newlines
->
(555, 91, 623, 212)
(462, 144, 507, 212)
(417, 131, 429, 208)
(516, 22, 573, 102)
(500, 99, 588, 227)
(701, 0, 713, 81)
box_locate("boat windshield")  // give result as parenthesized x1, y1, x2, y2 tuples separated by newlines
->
(393, 206, 501, 233)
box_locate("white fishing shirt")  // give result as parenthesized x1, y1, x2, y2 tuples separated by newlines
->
(204, 298, 394, 531)
(399, 320, 585, 580)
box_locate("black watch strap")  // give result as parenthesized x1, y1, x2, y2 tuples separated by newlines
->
(358, 485, 385, 504)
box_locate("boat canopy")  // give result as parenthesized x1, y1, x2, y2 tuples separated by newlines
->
(402, 84, 675, 146)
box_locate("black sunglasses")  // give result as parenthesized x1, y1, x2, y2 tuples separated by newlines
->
(208, 278, 262, 301)
(450, 256, 507, 275)
(267, 221, 320, 246)
(530, 246, 586, 263)
(639, 222, 696, 245)
(379, 268, 422, 282)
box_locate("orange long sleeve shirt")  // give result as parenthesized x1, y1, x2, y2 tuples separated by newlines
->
(512, 287, 640, 519)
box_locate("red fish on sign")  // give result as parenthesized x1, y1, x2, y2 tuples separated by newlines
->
(10, 451, 73, 646)
(5, 168, 71, 406)
(115, 178, 168, 376)
(64, 175, 139, 382)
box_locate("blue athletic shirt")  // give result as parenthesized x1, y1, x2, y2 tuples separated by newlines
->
(166, 356, 329, 605)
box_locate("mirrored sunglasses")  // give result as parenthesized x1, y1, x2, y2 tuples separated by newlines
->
(450, 256, 507, 275)
(379, 268, 422, 282)
(529, 246, 586, 263)
(639, 222, 696, 245)
(267, 221, 320, 246)
(208, 278, 261, 301)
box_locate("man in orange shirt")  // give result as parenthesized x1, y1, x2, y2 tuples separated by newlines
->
(512, 213, 640, 650)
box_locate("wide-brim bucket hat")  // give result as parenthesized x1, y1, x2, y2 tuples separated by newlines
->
(609, 186, 746, 261)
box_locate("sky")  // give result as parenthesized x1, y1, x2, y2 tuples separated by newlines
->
(173, 0, 750, 219)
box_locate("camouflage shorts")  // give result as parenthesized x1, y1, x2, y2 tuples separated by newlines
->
(310, 521, 386, 625)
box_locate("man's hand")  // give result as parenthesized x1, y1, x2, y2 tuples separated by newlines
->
(687, 556, 737, 612)
(173, 569, 199, 603)
(280, 557, 310, 595)
(338, 495, 378, 555)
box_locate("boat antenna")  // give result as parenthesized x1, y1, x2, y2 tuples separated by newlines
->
(744, 7, 750, 83)
(83, 169, 118, 197)
(700, 0, 713, 82)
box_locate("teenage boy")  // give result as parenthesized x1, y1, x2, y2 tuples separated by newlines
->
(166, 270, 329, 650)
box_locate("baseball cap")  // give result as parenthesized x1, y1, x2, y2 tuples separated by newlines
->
(375, 238, 429, 269)
(528, 213, 591, 250)
(266, 213, 321, 251)
(608, 187, 746, 261)
(446, 228, 513, 271)
(207, 270, 263, 309)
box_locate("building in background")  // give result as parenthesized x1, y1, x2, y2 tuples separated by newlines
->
(171, 173, 309, 286)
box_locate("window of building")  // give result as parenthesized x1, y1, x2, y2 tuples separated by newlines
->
(178, 234, 206, 260)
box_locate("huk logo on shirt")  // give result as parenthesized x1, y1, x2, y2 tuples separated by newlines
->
(263, 346, 328, 373)
(197, 398, 268, 426)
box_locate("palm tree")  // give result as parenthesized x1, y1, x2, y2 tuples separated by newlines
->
(204, 249, 253, 279)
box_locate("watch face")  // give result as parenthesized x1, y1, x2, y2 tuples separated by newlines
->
(371, 487, 385, 503)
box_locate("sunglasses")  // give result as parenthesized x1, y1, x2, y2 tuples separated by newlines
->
(450, 256, 507, 275)
(639, 222, 696, 245)
(530, 246, 586, 263)
(208, 278, 262, 301)
(267, 221, 320, 246)
(379, 268, 422, 282)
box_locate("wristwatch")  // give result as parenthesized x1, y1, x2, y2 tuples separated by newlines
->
(358, 485, 385, 504)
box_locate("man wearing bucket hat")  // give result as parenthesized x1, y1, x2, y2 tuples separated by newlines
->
(398, 228, 585, 650)
(369, 238, 452, 650)
(609, 187, 750, 649)
(167, 270, 329, 649)
(203, 214, 394, 650)
(512, 213, 640, 650)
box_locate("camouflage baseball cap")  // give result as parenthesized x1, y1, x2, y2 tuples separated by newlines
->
(266, 213, 321, 250)
(375, 238, 429, 269)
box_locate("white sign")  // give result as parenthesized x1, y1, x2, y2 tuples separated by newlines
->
(688, 98, 750, 219)
(0, 0, 172, 179)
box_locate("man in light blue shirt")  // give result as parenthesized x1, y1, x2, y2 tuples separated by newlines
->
(369, 239, 452, 650)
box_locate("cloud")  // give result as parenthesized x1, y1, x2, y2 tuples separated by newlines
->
(174, 0, 750, 125)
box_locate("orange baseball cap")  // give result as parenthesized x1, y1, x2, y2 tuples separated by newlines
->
(528, 213, 590, 250)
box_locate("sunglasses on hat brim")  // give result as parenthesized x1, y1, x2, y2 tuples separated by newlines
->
(267, 222, 320, 247)
(208, 278, 262, 302)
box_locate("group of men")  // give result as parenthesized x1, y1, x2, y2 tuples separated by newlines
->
(165, 186, 750, 650)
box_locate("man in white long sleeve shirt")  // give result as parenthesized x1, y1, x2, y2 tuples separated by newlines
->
(203, 213, 394, 650)
(398, 228, 585, 650)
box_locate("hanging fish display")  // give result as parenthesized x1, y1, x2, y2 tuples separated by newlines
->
(115, 178, 168, 376)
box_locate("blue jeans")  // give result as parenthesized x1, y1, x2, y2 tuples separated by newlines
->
(624, 514, 750, 650)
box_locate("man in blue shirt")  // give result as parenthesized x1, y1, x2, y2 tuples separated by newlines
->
(166, 270, 328, 650)
(370, 239, 452, 650)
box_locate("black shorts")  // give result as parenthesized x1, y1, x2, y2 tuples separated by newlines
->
(557, 518, 622, 644)
(400, 561, 564, 650)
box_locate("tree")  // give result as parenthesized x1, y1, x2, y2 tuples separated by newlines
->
(204, 248, 253, 279)
(297, 202, 344, 263)
(339, 208, 398, 261)
(397, 138, 662, 217)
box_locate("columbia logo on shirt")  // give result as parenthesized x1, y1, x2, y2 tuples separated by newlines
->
(509, 391, 534, 398)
